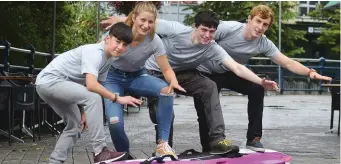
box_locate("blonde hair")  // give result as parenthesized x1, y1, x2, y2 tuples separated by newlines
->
(125, 2, 158, 37)
(250, 5, 274, 26)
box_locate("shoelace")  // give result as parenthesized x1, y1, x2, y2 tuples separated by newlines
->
(253, 137, 261, 143)
(163, 142, 176, 154)
(218, 139, 232, 146)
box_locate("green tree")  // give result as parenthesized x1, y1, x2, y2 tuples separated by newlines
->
(57, 2, 108, 53)
(0, 2, 108, 68)
(183, 1, 307, 57)
(0, 2, 70, 68)
(309, 4, 340, 56)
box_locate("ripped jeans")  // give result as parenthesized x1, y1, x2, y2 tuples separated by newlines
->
(102, 66, 174, 152)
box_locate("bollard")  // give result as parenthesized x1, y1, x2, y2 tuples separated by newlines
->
(27, 45, 35, 75)
(1, 40, 11, 72)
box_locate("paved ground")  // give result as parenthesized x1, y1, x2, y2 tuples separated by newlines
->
(0, 95, 339, 164)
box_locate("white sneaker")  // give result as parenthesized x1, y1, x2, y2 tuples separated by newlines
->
(155, 142, 178, 159)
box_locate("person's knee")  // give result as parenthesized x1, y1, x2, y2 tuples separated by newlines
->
(63, 123, 81, 139)
(250, 83, 265, 97)
(201, 79, 218, 95)
(88, 92, 102, 103)
(158, 86, 175, 103)
(107, 117, 124, 136)
(160, 86, 175, 97)
(108, 116, 124, 132)
(108, 116, 120, 125)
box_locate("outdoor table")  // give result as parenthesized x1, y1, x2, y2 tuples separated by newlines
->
(0, 76, 36, 144)
(321, 83, 340, 136)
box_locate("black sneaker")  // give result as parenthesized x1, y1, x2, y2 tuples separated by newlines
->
(202, 147, 211, 153)
(93, 147, 128, 164)
(210, 139, 234, 154)
(127, 153, 137, 160)
(246, 137, 265, 152)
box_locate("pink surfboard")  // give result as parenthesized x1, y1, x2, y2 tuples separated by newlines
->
(108, 149, 292, 164)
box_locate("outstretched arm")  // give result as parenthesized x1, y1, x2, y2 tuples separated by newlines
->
(271, 53, 332, 81)
(100, 16, 127, 30)
(222, 58, 280, 91)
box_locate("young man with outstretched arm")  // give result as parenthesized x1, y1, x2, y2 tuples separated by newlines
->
(195, 5, 332, 152)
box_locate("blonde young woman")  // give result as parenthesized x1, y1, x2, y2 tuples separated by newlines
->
(102, 2, 184, 158)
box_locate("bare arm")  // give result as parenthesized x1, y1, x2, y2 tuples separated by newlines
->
(156, 55, 177, 84)
(272, 53, 310, 75)
(271, 53, 332, 81)
(156, 55, 186, 93)
(222, 59, 262, 85)
(222, 58, 279, 90)
(86, 73, 117, 100)
(101, 17, 127, 30)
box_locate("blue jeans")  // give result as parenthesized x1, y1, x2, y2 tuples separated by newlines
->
(103, 66, 174, 152)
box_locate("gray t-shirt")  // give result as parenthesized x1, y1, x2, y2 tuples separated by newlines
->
(197, 21, 280, 74)
(35, 42, 114, 85)
(145, 19, 231, 72)
(102, 32, 166, 72)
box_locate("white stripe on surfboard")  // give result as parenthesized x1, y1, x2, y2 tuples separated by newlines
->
(239, 148, 278, 154)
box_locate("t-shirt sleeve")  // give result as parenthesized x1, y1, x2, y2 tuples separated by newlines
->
(98, 69, 109, 82)
(151, 34, 167, 57)
(156, 19, 190, 37)
(260, 37, 280, 58)
(215, 21, 243, 42)
(209, 44, 233, 63)
(98, 58, 115, 82)
(81, 47, 102, 79)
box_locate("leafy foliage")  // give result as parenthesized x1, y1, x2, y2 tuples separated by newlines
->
(108, 1, 162, 16)
(0, 2, 70, 67)
(0, 2, 108, 68)
(309, 5, 340, 54)
(58, 2, 108, 52)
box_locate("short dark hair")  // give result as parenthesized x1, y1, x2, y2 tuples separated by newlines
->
(194, 11, 219, 29)
(108, 22, 133, 44)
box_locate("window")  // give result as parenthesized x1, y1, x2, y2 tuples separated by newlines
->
(300, 7, 308, 16)
(320, 1, 328, 6)
(309, 1, 318, 5)
(309, 7, 316, 13)
(300, 1, 307, 4)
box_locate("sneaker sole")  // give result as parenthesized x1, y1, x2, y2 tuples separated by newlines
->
(209, 145, 239, 155)
(209, 147, 233, 155)
(155, 152, 179, 159)
(246, 145, 265, 153)
(94, 152, 128, 164)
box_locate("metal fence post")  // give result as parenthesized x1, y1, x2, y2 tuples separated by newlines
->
(28, 45, 35, 75)
(318, 57, 326, 94)
(1, 40, 11, 72)
(278, 66, 284, 94)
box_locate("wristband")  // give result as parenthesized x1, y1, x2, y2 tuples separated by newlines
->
(307, 69, 316, 77)
(113, 93, 119, 102)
